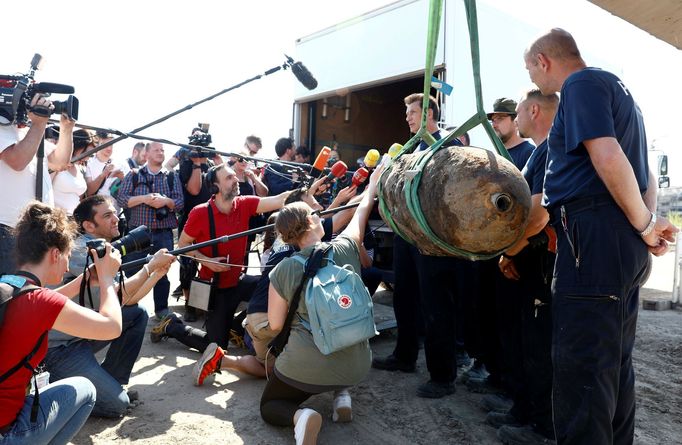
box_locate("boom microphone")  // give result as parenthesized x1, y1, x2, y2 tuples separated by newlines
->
(286, 55, 318, 90)
(312, 146, 331, 176)
(324, 161, 347, 183)
(33, 82, 75, 94)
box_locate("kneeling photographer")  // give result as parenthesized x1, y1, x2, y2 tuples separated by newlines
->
(43, 195, 175, 418)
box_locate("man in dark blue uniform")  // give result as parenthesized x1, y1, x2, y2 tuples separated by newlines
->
(524, 28, 677, 444)
(372, 93, 465, 399)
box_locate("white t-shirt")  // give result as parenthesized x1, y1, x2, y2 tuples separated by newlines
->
(52, 168, 87, 215)
(85, 155, 131, 194)
(0, 124, 56, 227)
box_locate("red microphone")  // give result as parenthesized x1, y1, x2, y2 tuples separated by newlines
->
(312, 146, 331, 176)
(351, 167, 369, 188)
(324, 161, 347, 183)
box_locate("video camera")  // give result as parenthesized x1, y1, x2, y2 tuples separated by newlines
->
(0, 54, 79, 126)
(186, 122, 213, 158)
(86, 226, 151, 259)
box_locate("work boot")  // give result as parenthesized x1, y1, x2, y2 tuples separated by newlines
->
(459, 359, 488, 384)
(371, 354, 416, 373)
(486, 411, 523, 429)
(497, 425, 556, 445)
(481, 394, 513, 413)
(416, 380, 456, 399)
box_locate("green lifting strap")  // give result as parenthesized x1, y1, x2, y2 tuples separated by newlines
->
(378, 0, 512, 260)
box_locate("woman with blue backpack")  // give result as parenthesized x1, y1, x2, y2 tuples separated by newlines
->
(260, 161, 384, 445)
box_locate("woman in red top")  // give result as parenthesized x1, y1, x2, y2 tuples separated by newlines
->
(0, 202, 123, 445)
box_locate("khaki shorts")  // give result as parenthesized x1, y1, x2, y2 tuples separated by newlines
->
(243, 312, 277, 364)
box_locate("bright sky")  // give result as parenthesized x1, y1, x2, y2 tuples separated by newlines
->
(4, 0, 681, 183)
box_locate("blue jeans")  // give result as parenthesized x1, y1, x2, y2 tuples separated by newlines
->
(123, 229, 174, 314)
(0, 224, 16, 276)
(43, 305, 148, 417)
(0, 377, 95, 445)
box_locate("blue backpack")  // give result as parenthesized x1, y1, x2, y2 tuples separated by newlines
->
(291, 245, 378, 355)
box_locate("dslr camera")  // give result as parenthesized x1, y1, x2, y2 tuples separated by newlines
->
(0, 54, 79, 126)
(187, 123, 213, 158)
(86, 226, 152, 259)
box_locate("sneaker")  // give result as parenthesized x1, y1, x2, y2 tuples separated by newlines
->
(192, 342, 225, 386)
(371, 354, 416, 373)
(481, 394, 513, 413)
(456, 350, 472, 368)
(497, 425, 556, 445)
(416, 380, 456, 399)
(486, 411, 523, 429)
(150, 313, 178, 343)
(466, 376, 503, 394)
(332, 389, 352, 422)
(294, 408, 322, 445)
(154, 307, 171, 321)
(459, 360, 488, 384)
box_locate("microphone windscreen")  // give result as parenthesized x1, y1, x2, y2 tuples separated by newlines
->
(313, 146, 331, 172)
(292, 61, 318, 90)
(388, 143, 403, 158)
(352, 167, 369, 187)
(363, 149, 380, 168)
(324, 161, 347, 182)
(32, 82, 75, 94)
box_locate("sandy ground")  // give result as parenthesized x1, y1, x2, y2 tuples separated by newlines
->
(70, 251, 682, 445)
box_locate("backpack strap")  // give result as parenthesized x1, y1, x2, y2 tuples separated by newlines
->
(0, 282, 46, 423)
(268, 244, 332, 357)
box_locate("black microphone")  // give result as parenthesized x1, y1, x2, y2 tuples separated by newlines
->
(33, 82, 75, 94)
(286, 55, 318, 90)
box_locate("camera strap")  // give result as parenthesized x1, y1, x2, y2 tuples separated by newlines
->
(207, 204, 220, 287)
(35, 138, 45, 201)
(78, 253, 125, 309)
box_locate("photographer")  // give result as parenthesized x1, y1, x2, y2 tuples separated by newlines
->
(84, 131, 127, 200)
(42, 195, 175, 418)
(0, 202, 121, 444)
(116, 142, 183, 320)
(0, 95, 75, 276)
(176, 130, 223, 321)
(165, 127, 222, 172)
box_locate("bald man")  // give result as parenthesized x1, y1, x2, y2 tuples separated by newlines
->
(524, 28, 677, 445)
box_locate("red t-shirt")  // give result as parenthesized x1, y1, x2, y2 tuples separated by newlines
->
(183, 196, 260, 288)
(0, 287, 67, 428)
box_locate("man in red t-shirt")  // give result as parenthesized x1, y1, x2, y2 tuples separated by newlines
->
(169, 164, 292, 349)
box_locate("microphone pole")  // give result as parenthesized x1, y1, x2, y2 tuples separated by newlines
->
(119, 199, 369, 272)
(71, 61, 290, 163)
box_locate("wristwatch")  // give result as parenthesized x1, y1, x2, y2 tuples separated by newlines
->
(639, 212, 657, 237)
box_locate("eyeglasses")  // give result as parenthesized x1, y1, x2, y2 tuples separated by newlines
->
(490, 114, 515, 123)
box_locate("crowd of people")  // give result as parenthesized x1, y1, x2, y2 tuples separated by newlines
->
(0, 28, 678, 445)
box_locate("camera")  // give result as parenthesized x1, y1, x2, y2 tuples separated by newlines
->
(186, 123, 213, 158)
(155, 206, 170, 220)
(86, 226, 152, 259)
(0, 54, 79, 126)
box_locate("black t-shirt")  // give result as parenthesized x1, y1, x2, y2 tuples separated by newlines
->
(178, 160, 212, 213)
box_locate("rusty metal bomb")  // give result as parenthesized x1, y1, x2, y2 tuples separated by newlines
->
(379, 146, 531, 258)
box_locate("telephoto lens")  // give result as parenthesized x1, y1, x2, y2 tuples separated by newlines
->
(86, 226, 151, 258)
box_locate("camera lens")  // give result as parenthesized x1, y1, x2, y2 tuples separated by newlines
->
(112, 226, 151, 256)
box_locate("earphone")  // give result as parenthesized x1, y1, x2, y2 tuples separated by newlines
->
(205, 165, 221, 195)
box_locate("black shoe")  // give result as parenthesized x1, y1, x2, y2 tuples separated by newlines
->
(466, 376, 503, 394)
(486, 411, 523, 429)
(459, 360, 488, 384)
(456, 351, 472, 368)
(171, 285, 183, 298)
(481, 394, 513, 413)
(371, 354, 416, 373)
(497, 425, 556, 445)
(416, 380, 455, 399)
(184, 306, 197, 322)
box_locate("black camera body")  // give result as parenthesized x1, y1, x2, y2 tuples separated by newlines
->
(86, 226, 152, 259)
(155, 206, 170, 220)
(188, 132, 212, 147)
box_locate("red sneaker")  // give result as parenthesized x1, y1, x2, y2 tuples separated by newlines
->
(192, 342, 224, 386)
